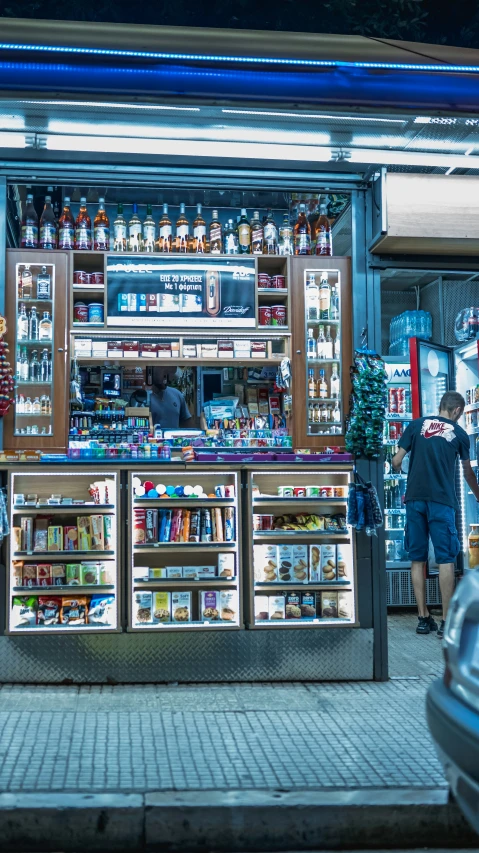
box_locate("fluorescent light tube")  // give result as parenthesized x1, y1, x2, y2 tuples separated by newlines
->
(0, 131, 27, 148)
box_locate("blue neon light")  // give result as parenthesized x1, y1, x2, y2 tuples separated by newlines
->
(0, 41, 479, 73)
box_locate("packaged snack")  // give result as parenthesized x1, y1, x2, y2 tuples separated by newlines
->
(309, 545, 321, 582)
(254, 544, 278, 582)
(77, 517, 91, 551)
(21, 516, 34, 551)
(224, 506, 235, 541)
(36, 564, 52, 587)
(11, 528, 22, 552)
(12, 596, 37, 627)
(321, 545, 337, 581)
(51, 564, 66, 586)
(12, 560, 23, 587)
(22, 564, 37, 588)
(171, 591, 191, 623)
(61, 596, 88, 625)
(218, 553, 235, 578)
(300, 591, 317, 619)
(103, 515, 113, 550)
(47, 526, 63, 552)
(292, 545, 308, 582)
(321, 591, 338, 619)
(66, 563, 81, 585)
(166, 566, 183, 579)
(196, 565, 216, 579)
(200, 590, 220, 622)
(63, 525, 78, 551)
(182, 566, 198, 580)
(219, 590, 238, 622)
(152, 591, 171, 624)
(149, 567, 167, 580)
(336, 544, 351, 580)
(133, 509, 146, 545)
(90, 515, 105, 551)
(159, 509, 172, 542)
(269, 595, 285, 621)
(145, 508, 158, 543)
(99, 563, 113, 584)
(37, 596, 61, 625)
(254, 595, 269, 621)
(87, 594, 115, 625)
(278, 545, 293, 582)
(135, 591, 152, 624)
(285, 591, 301, 619)
(338, 591, 353, 620)
(80, 563, 99, 585)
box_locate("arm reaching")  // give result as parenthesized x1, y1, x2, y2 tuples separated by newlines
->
(392, 447, 407, 473)
(461, 459, 479, 502)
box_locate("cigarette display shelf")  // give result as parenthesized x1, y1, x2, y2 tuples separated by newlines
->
(7, 469, 120, 634)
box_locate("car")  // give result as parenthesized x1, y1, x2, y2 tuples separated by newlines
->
(426, 569, 479, 834)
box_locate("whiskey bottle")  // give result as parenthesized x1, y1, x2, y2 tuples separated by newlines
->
(330, 363, 340, 398)
(94, 197, 110, 251)
(320, 404, 328, 423)
(37, 266, 51, 299)
(29, 350, 40, 382)
(39, 195, 57, 250)
(128, 204, 143, 252)
(17, 347, 29, 381)
(237, 209, 251, 254)
(319, 272, 331, 321)
(209, 209, 223, 253)
(21, 193, 38, 249)
(192, 203, 206, 253)
(40, 349, 50, 382)
(332, 400, 341, 424)
(29, 306, 38, 341)
(250, 211, 264, 254)
(24, 396, 32, 414)
(38, 311, 52, 341)
(21, 266, 33, 299)
(307, 328, 316, 359)
(334, 331, 340, 359)
(324, 326, 333, 359)
(278, 214, 293, 256)
(75, 197, 92, 250)
(293, 204, 311, 255)
(317, 325, 326, 359)
(176, 203, 189, 253)
(263, 209, 278, 255)
(32, 396, 41, 415)
(314, 203, 332, 256)
(330, 284, 340, 321)
(157, 204, 172, 253)
(308, 368, 317, 399)
(318, 369, 328, 399)
(58, 197, 75, 250)
(142, 204, 156, 253)
(224, 219, 239, 254)
(306, 273, 319, 322)
(113, 203, 127, 252)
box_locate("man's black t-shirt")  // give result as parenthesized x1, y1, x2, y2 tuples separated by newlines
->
(398, 416, 470, 508)
(149, 386, 191, 429)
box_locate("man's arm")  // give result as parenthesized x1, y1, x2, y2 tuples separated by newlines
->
(392, 447, 407, 472)
(461, 459, 479, 501)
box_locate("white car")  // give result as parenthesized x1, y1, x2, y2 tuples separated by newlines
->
(426, 570, 479, 834)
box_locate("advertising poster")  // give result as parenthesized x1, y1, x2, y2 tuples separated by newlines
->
(106, 256, 256, 327)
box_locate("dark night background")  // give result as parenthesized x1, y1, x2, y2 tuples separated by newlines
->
(1, 0, 479, 48)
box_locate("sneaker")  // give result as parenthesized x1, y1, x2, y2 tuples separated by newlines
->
(416, 615, 438, 634)
(437, 620, 446, 639)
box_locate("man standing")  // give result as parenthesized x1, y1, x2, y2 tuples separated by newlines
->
(147, 367, 192, 430)
(393, 391, 479, 637)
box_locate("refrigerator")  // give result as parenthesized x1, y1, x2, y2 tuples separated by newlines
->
(383, 357, 412, 571)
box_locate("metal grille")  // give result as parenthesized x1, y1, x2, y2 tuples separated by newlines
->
(386, 569, 442, 606)
(443, 278, 479, 346)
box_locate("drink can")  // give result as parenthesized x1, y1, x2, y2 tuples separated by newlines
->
(306, 486, 320, 498)
(389, 422, 398, 441)
(259, 306, 272, 326)
(389, 388, 397, 414)
(90, 272, 104, 284)
(394, 539, 404, 561)
(73, 271, 90, 284)
(271, 275, 286, 289)
(385, 540, 395, 561)
(282, 486, 294, 497)
(271, 305, 286, 326)
(293, 486, 307, 497)
(224, 485, 235, 498)
(397, 387, 406, 415)
(258, 273, 271, 287)
(261, 515, 274, 531)
(73, 302, 89, 323)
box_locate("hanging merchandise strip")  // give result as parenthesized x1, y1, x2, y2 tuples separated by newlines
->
(345, 348, 387, 460)
(347, 472, 383, 537)
(0, 315, 14, 418)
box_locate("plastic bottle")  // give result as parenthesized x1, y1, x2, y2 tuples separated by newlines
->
(468, 524, 479, 568)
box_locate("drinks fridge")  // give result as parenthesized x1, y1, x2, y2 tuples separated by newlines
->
(383, 359, 412, 569)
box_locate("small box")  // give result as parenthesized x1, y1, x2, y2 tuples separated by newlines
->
(196, 565, 216, 579)
(278, 545, 293, 582)
(171, 341, 180, 358)
(321, 544, 337, 581)
(218, 553, 235, 579)
(300, 591, 317, 620)
(77, 517, 91, 551)
(182, 566, 198, 580)
(285, 591, 301, 620)
(201, 344, 218, 358)
(336, 544, 351, 581)
(90, 515, 105, 551)
(152, 591, 171, 624)
(92, 342, 108, 356)
(145, 509, 158, 544)
(321, 591, 338, 619)
(66, 564, 81, 585)
(251, 341, 266, 358)
(200, 590, 221, 622)
(157, 342, 172, 358)
(135, 591, 152, 624)
(292, 545, 308, 583)
(74, 339, 93, 357)
(141, 343, 157, 358)
(63, 525, 78, 551)
(309, 545, 321, 582)
(149, 567, 167, 580)
(258, 388, 269, 416)
(254, 544, 278, 582)
(218, 340, 234, 358)
(123, 341, 139, 358)
(107, 341, 123, 358)
(147, 294, 158, 312)
(338, 591, 353, 621)
(47, 526, 63, 552)
(220, 590, 238, 623)
(103, 516, 113, 551)
(269, 595, 285, 621)
(37, 564, 52, 587)
(22, 564, 37, 587)
(255, 595, 269, 622)
(171, 591, 191, 623)
(51, 564, 66, 586)
(182, 344, 197, 358)
(80, 563, 99, 585)
(13, 560, 24, 586)
(21, 517, 34, 552)
(166, 567, 183, 579)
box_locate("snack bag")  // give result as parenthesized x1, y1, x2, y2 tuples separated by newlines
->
(12, 596, 37, 627)
(37, 596, 61, 626)
(61, 596, 88, 625)
(88, 594, 115, 626)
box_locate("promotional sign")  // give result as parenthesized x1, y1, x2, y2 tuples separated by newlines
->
(106, 257, 256, 327)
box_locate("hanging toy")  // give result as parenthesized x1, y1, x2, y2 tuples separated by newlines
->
(345, 347, 387, 460)
(0, 316, 15, 417)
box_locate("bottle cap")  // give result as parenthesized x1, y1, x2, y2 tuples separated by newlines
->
(80, 196, 86, 204)
(241, 208, 247, 216)
(197, 203, 202, 213)
(163, 203, 168, 213)
(99, 197, 105, 206)
(212, 209, 218, 218)
(45, 195, 51, 202)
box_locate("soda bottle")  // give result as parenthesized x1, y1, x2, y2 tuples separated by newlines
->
(21, 193, 38, 249)
(75, 197, 92, 250)
(39, 195, 57, 250)
(58, 197, 75, 250)
(93, 197, 110, 251)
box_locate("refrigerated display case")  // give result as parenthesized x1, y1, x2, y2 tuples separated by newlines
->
(454, 339, 479, 571)
(409, 338, 454, 419)
(383, 359, 412, 571)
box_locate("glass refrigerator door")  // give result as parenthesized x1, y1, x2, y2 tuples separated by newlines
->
(304, 268, 342, 436)
(14, 262, 54, 438)
(455, 340, 479, 571)
(383, 359, 412, 568)
(409, 338, 454, 418)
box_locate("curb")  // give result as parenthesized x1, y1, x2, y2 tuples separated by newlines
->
(0, 788, 477, 851)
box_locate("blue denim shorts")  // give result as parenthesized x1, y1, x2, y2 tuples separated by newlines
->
(405, 500, 461, 564)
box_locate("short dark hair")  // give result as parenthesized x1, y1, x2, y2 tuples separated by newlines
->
(439, 391, 465, 414)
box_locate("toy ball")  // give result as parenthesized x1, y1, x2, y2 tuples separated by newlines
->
(147, 488, 158, 498)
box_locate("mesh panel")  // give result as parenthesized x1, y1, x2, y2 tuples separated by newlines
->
(380, 290, 416, 355)
(443, 279, 479, 346)
(387, 570, 442, 606)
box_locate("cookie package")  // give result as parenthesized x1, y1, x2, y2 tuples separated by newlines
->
(172, 591, 191, 623)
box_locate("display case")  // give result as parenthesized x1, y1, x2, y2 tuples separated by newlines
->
(291, 258, 352, 449)
(410, 338, 453, 418)
(5, 250, 69, 451)
(383, 358, 412, 571)
(455, 340, 479, 571)
(128, 469, 241, 630)
(7, 469, 120, 633)
(244, 467, 357, 627)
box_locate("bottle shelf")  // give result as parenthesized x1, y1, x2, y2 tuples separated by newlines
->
(16, 339, 53, 345)
(307, 359, 339, 364)
(385, 413, 412, 420)
(15, 412, 52, 418)
(16, 380, 52, 386)
(16, 298, 52, 304)
(308, 397, 340, 403)
(307, 319, 340, 326)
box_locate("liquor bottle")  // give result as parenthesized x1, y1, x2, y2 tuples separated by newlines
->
(308, 402, 314, 422)
(324, 326, 333, 359)
(16, 394, 25, 413)
(293, 204, 311, 255)
(128, 204, 143, 252)
(17, 303, 29, 340)
(58, 197, 75, 250)
(319, 272, 331, 320)
(21, 193, 38, 249)
(317, 325, 326, 359)
(29, 306, 38, 341)
(21, 266, 33, 299)
(192, 203, 206, 253)
(29, 350, 40, 382)
(94, 197, 110, 251)
(334, 332, 340, 359)
(39, 312, 52, 341)
(157, 203, 172, 253)
(237, 209, 251, 254)
(142, 204, 156, 253)
(176, 203, 189, 253)
(278, 214, 293, 256)
(224, 219, 239, 254)
(330, 363, 340, 398)
(17, 347, 29, 381)
(384, 447, 392, 476)
(312, 403, 319, 423)
(40, 349, 50, 382)
(320, 404, 328, 423)
(39, 195, 57, 250)
(32, 396, 41, 415)
(307, 328, 316, 359)
(75, 197, 92, 250)
(314, 203, 332, 256)
(306, 273, 319, 322)
(332, 400, 341, 424)
(330, 284, 340, 321)
(41, 394, 51, 415)
(37, 266, 51, 299)
(308, 368, 317, 399)
(250, 211, 264, 254)
(24, 396, 32, 414)
(113, 203, 127, 252)
(209, 209, 222, 253)
(319, 369, 328, 399)
(263, 209, 278, 255)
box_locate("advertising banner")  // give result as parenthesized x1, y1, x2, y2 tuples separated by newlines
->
(106, 256, 256, 327)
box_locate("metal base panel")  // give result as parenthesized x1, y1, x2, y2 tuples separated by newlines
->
(386, 569, 442, 607)
(0, 629, 373, 683)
